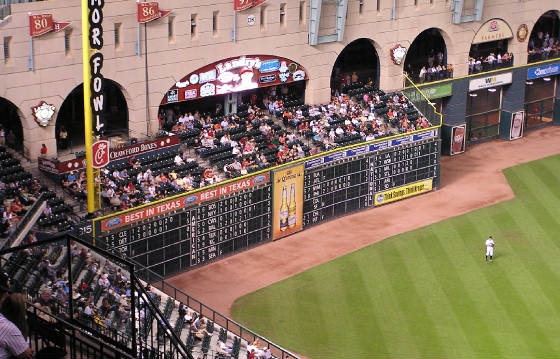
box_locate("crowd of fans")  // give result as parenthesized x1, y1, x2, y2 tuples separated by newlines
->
(528, 32, 560, 63)
(1, 235, 269, 358)
(56, 84, 431, 213)
(283, 84, 431, 153)
(468, 52, 514, 74)
(0, 144, 73, 242)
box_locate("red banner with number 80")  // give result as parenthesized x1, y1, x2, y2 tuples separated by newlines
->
(29, 14, 54, 37)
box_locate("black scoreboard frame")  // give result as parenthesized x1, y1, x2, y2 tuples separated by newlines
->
(93, 127, 441, 277)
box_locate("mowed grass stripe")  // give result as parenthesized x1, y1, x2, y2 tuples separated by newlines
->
(489, 210, 560, 344)
(378, 242, 446, 356)
(232, 155, 560, 358)
(335, 257, 390, 357)
(415, 227, 496, 357)
(449, 216, 530, 356)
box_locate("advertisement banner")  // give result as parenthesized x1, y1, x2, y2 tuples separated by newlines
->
(469, 72, 512, 91)
(160, 55, 308, 105)
(510, 111, 524, 140)
(527, 62, 560, 80)
(374, 179, 433, 206)
(92, 140, 110, 168)
(422, 83, 453, 100)
(450, 125, 466, 155)
(37, 157, 60, 174)
(101, 173, 270, 231)
(272, 164, 304, 240)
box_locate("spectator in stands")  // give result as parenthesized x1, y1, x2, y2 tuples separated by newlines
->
(217, 340, 233, 356)
(0, 272, 33, 359)
(34, 287, 56, 315)
(58, 126, 69, 150)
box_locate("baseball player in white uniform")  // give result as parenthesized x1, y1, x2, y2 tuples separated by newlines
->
(485, 235, 495, 262)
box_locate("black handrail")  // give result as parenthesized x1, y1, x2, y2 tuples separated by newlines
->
(1, 192, 47, 251)
(132, 273, 193, 359)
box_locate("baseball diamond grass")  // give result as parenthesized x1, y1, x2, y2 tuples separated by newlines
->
(231, 154, 560, 358)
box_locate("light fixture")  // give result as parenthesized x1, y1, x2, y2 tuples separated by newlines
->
(488, 88, 497, 92)
(469, 93, 478, 97)
(543, 77, 551, 82)
(525, 80, 534, 85)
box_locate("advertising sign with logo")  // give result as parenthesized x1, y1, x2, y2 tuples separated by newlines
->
(421, 83, 453, 100)
(160, 55, 308, 105)
(374, 179, 433, 206)
(29, 14, 71, 37)
(46, 136, 179, 174)
(37, 157, 60, 174)
(469, 72, 512, 91)
(31, 101, 56, 127)
(259, 74, 276, 84)
(100, 173, 270, 231)
(184, 89, 197, 99)
(137, 2, 171, 23)
(272, 164, 304, 240)
(450, 124, 466, 155)
(510, 110, 524, 141)
(92, 140, 110, 168)
(167, 89, 178, 103)
(527, 62, 560, 79)
(472, 18, 513, 44)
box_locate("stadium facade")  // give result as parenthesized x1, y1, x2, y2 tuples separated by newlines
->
(0, 0, 558, 157)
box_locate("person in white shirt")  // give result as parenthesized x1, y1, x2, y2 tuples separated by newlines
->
(174, 154, 184, 166)
(485, 235, 495, 262)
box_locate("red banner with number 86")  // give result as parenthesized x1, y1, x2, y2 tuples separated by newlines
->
(29, 14, 54, 37)
(137, 2, 160, 23)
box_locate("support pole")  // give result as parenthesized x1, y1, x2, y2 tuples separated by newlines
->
(81, 0, 95, 214)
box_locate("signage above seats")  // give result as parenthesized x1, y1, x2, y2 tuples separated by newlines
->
(161, 55, 309, 105)
(472, 18, 513, 44)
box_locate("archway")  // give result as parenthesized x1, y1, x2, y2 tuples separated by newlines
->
(527, 10, 560, 63)
(56, 79, 129, 150)
(468, 19, 514, 74)
(158, 55, 309, 129)
(404, 28, 448, 84)
(330, 38, 379, 93)
(0, 98, 24, 153)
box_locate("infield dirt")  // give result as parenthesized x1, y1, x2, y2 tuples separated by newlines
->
(167, 126, 560, 316)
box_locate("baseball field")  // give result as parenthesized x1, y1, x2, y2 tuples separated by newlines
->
(230, 154, 560, 358)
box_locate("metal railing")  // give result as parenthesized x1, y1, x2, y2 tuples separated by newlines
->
(0, 192, 47, 251)
(134, 265, 299, 359)
(0, 0, 45, 19)
(0, 233, 191, 359)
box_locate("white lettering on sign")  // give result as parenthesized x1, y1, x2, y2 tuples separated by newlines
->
(215, 56, 262, 74)
(88, 0, 105, 135)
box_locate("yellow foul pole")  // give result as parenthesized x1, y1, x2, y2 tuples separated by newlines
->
(81, 0, 95, 213)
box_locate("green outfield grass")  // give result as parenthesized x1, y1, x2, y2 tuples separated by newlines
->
(231, 154, 560, 358)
